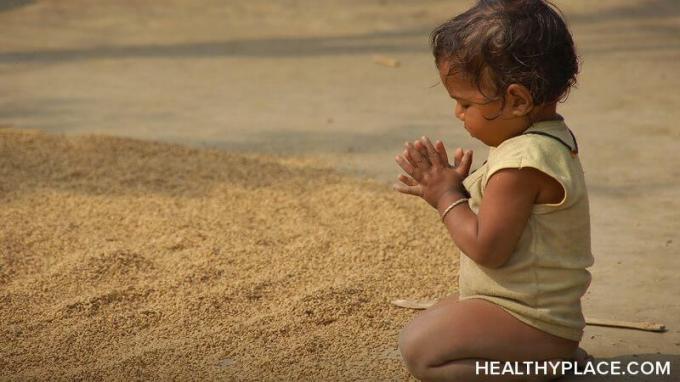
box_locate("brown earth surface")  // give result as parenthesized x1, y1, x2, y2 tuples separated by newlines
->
(1, 0, 680, 381)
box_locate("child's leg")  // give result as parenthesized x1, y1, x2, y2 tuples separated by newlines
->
(421, 348, 593, 382)
(411, 359, 556, 382)
(398, 294, 583, 381)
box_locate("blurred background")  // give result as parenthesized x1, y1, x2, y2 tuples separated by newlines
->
(2, 0, 680, 372)
(1, 0, 678, 182)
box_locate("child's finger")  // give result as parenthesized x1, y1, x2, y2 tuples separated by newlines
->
(435, 140, 450, 166)
(406, 141, 430, 169)
(454, 147, 463, 168)
(413, 140, 430, 164)
(392, 182, 423, 197)
(413, 137, 427, 158)
(398, 174, 418, 187)
(414, 140, 430, 161)
(395, 154, 419, 180)
(421, 136, 442, 167)
(457, 150, 474, 176)
(403, 148, 417, 167)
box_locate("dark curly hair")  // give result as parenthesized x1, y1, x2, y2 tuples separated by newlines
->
(430, 0, 579, 106)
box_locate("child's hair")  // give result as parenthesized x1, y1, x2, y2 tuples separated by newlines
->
(430, 0, 579, 106)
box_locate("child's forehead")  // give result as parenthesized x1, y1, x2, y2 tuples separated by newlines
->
(437, 61, 496, 101)
(438, 66, 481, 98)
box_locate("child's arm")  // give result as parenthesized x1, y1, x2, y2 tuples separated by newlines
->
(434, 168, 540, 268)
(394, 137, 548, 269)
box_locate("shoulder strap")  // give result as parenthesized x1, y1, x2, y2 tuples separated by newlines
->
(461, 128, 579, 195)
(521, 128, 579, 154)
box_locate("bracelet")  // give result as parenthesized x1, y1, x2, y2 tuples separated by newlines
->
(440, 198, 469, 222)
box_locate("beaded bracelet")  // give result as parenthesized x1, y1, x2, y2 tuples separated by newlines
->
(440, 198, 469, 222)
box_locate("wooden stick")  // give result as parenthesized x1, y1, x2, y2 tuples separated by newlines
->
(391, 299, 437, 310)
(390, 299, 666, 332)
(585, 317, 666, 332)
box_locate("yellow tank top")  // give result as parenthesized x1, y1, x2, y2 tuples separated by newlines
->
(460, 117, 594, 341)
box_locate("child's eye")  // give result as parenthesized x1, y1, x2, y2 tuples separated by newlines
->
(453, 97, 471, 109)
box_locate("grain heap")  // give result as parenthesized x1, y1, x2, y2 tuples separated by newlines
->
(0, 129, 459, 381)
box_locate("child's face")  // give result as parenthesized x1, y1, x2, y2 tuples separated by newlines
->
(438, 62, 527, 147)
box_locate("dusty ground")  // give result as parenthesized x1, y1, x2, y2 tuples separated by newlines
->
(1, 0, 680, 380)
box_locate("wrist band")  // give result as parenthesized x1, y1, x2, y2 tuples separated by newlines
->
(441, 198, 469, 222)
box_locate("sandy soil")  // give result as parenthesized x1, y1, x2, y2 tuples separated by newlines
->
(1, 0, 680, 380)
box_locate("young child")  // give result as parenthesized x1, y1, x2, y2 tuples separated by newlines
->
(393, 1, 594, 381)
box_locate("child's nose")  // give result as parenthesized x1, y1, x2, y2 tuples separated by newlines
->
(454, 103, 465, 121)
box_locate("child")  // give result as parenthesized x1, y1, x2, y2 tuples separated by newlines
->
(393, 1, 594, 381)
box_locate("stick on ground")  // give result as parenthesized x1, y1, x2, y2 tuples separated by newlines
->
(585, 318, 666, 332)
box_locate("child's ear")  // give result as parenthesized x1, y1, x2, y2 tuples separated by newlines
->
(506, 84, 534, 117)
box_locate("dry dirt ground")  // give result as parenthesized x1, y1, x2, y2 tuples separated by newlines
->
(1, 0, 680, 381)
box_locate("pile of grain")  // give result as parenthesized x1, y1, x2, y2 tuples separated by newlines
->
(0, 128, 459, 381)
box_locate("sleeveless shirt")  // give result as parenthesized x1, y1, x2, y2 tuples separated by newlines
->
(459, 117, 594, 341)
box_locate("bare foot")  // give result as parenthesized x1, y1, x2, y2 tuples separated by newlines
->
(571, 347, 595, 368)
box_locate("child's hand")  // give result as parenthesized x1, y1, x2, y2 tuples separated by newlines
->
(393, 136, 473, 209)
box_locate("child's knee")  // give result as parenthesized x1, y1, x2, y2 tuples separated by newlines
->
(398, 324, 440, 379)
(398, 325, 424, 377)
